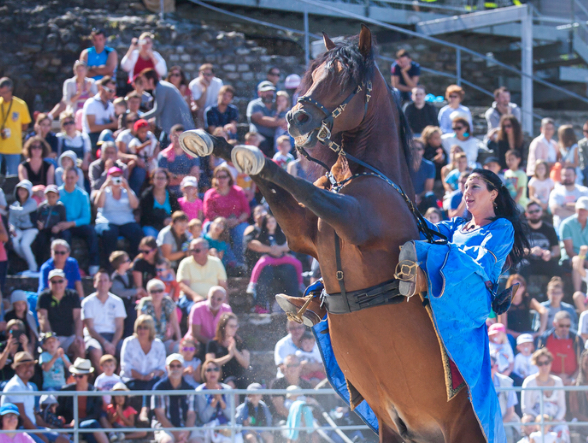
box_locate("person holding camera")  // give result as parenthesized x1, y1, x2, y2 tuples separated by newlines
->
(0, 320, 30, 385)
(94, 166, 143, 266)
(121, 32, 167, 84)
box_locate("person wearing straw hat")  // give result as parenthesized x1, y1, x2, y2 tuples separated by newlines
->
(0, 402, 36, 443)
(1, 352, 69, 443)
(56, 358, 109, 443)
(105, 382, 147, 442)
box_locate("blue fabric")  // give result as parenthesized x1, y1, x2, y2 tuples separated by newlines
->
(314, 217, 513, 442)
(58, 185, 91, 227)
(86, 46, 115, 81)
(286, 399, 315, 440)
(38, 257, 81, 293)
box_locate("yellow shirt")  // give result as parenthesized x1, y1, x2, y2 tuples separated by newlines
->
(0, 96, 31, 154)
(176, 255, 227, 298)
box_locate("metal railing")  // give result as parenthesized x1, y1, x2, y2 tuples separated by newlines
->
(2, 385, 588, 443)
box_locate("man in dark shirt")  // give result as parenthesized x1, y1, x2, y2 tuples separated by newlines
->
(409, 140, 436, 213)
(520, 202, 561, 283)
(391, 49, 420, 103)
(268, 354, 313, 423)
(205, 85, 239, 139)
(404, 86, 439, 136)
(37, 269, 84, 360)
(152, 354, 196, 442)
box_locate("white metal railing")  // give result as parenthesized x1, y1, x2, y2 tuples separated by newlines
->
(1, 386, 588, 443)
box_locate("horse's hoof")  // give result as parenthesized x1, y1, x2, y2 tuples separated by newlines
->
(231, 145, 266, 175)
(275, 293, 323, 327)
(179, 129, 214, 157)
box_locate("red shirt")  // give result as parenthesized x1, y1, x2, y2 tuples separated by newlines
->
(131, 55, 155, 83)
(546, 334, 578, 376)
(203, 186, 250, 222)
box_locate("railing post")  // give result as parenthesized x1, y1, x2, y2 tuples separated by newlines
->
(230, 391, 237, 442)
(539, 386, 545, 443)
(456, 48, 461, 86)
(160, 0, 164, 21)
(73, 391, 79, 443)
(521, 4, 533, 136)
(304, 6, 310, 67)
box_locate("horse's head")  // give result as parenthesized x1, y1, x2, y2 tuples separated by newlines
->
(287, 25, 375, 150)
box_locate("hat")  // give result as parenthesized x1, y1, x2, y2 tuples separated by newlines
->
(0, 404, 20, 416)
(12, 351, 36, 369)
(69, 358, 94, 374)
(48, 269, 66, 281)
(133, 119, 149, 132)
(107, 166, 123, 176)
(112, 382, 130, 392)
(577, 196, 588, 211)
(40, 394, 58, 406)
(96, 131, 115, 146)
(16, 180, 33, 190)
(285, 74, 301, 89)
(247, 382, 262, 391)
(166, 353, 185, 367)
(99, 354, 116, 366)
(257, 81, 276, 92)
(488, 323, 506, 335)
(40, 332, 58, 345)
(449, 110, 468, 122)
(516, 333, 534, 345)
(180, 176, 198, 189)
(44, 185, 59, 195)
(483, 157, 500, 166)
(10, 290, 28, 305)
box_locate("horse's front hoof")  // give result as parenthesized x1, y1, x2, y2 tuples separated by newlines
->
(231, 145, 266, 175)
(179, 129, 214, 157)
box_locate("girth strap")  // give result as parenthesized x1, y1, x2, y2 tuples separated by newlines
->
(323, 279, 402, 314)
(334, 232, 346, 299)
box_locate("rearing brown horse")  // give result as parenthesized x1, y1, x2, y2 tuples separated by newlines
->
(180, 26, 485, 442)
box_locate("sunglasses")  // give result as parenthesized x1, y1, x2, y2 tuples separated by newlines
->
(63, 121, 75, 126)
(206, 367, 220, 372)
(452, 126, 464, 131)
(527, 209, 541, 215)
(53, 250, 68, 255)
(503, 124, 513, 129)
(269, 72, 280, 77)
(216, 175, 229, 179)
(150, 289, 164, 294)
(449, 94, 459, 99)
(536, 360, 551, 367)
(557, 324, 571, 329)
(190, 249, 203, 254)
(50, 279, 64, 284)
(201, 72, 214, 77)
(31, 145, 43, 150)
(286, 364, 301, 368)
(169, 363, 183, 369)
(170, 73, 181, 77)
(583, 130, 588, 134)
(156, 268, 167, 272)
(181, 346, 196, 352)
(73, 374, 86, 379)
(137, 325, 150, 330)
(139, 249, 153, 254)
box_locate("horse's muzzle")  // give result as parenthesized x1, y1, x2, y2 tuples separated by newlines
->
(287, 109, 319, 148)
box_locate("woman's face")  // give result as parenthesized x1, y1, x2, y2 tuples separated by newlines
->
(136, 322, 151, 340)
(139, 37, 153, 51)
(503, 120, 513, 133)
(180, 342, 196, 360)
(2, 413, 18, 431)
(169, 70, 181, 86)
(154, 172, 168, 189)
(75, 65, 87, 78)
(463, 175, 497, 215)
(447, 92, 461, 106)
(276, 96, 288, 108)
(452, 122, 468, 140)
(215, 171, 230, 188)
(428, 131, 442, 148)
(62, 117, 76, 134)
(536, 356, 552, 376)
(17, 187, 29, 202)
(173, 220, 188, 236)
(266, 216, 277, 232)
(211, 219, 225, 235)
(225, 320, 239, 338)
(204, 363, 220, 383)
(39, 119, 51, 135)
(30, 142, 44, 159)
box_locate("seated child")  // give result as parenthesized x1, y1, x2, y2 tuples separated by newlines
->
(513, 333, 538, 381)
(110, 251, 140, 336)
(177, 176, 203, 221)
(179, 337, 201, 387)
(295, 332, 325, 386)
(235, 383, 273, 443)
(35, 185, 67, 264)
(444, 152, 470, 192)
(127, 119, 159, 175)
(273, 135, 295, 170)
(55, 151, 84, 188)
(106, 382, 146, 442)
(39, 394, 65, 429)
(94, 354, 122, 405)
(204, 217, 229, 262)
(529, 415, 560, 443)
(155, 258, 179, 301)
(40, 332, 72, 391)
(488, 323, 514, 376)
(188, 218, 202, 240)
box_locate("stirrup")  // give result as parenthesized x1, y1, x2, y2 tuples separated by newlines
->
(394, 259, 420, 299)
(286, 295, 314, 324)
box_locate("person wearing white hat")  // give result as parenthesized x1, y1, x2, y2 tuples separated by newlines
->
(247, 80, 284, 157)
(513, 333, 538, 381)
(284, 73, 301, 103)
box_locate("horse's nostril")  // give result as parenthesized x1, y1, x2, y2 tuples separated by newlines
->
(296, 112, 310, 124)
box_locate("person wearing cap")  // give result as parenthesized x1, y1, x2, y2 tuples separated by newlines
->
(549, 166, 588, 229)
(4, 292, 38, 355)
(105, 382, 147, 442)
(482, 156, 503, 179)
(284, 73, 301, 104)
(0, 402, 36, 443)
(138, 68, 195, 148)
(440, 115, 482, 168)
(82, 270, 126, 370)
(2, 352, 69, 443)
(34, 185, 66, 264)
(513, 333, 538, 382)
(157, 211, 190, 269)
(235, 383, 273, 443)
(80, 28, 118, 81)
(121, 32, 167, 84)
(37, 266, 85, 361)
(94, 164, 142, 263)
(437, 84, 473, 135)
(9, 179, 39, 273)
(205, 85, 238, 139)
(247, 80, 285, 157)
(56, 358, 109, 443)
(152, 353, 196, 443)
(157, 124, 201, 195)
(81, 76, 118, 149)
(88, 141, 128, 198)
(176, 175, 203, 221)
(128, 118, 159, 174)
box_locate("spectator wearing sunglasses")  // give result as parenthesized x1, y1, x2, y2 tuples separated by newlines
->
(82, 76, 118, 150)
(166, 66, 191, 108)
(441, 116, 482, 168)
(487, 115, 525, 170)
(56, 111, 92, 173)
(437, 85, 473, 135)
(194, 360, 232, 437)
(38, 239, 84, 297)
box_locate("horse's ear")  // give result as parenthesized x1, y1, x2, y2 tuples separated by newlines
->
(358, 24, 372, 58)
(323, 32, 336, 51)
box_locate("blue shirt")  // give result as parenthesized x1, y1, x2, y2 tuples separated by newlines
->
(58, 185, 91, 227)
(247, 98, 277, 138)
(157, 152, 200, 176)
(409, 158, 435, 194)
(86, 46, 116, 80)
(205, 104, 239, 129)
(391, 61, 420, 101)
(38, 257, 81, 294)
(40, 351, 70, 389)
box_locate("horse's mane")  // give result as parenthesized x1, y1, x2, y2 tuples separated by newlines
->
(298, 33, 412, 177)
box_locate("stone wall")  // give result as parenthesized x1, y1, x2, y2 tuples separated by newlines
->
(0, 0, 306, 118)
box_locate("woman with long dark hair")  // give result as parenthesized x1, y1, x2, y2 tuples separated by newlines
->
(487, 114, 525, 170)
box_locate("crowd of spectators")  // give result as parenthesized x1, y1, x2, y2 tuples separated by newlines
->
(0, 28, 587, 443)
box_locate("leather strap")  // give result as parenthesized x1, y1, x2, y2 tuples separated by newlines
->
(323, 279, 402, 314)
(334, 232, 346, 299)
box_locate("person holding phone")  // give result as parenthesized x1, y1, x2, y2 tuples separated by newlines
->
(121, 32, 167, 84)
(0, 320, 30, 385)
(94, 166, 143, 268)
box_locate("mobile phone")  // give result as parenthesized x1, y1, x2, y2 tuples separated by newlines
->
(10, 329, 23, 341)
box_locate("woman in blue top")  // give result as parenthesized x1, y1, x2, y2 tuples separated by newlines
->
(139, 168, 180, 238)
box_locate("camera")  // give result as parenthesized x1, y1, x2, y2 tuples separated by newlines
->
(112, 177, 122, 185)
(10, 329, 23, 341)
(1, 128, 10, 140)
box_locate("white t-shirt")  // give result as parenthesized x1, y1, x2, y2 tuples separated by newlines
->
(295, 348, 321, 364)
(528, 177, 554, 205)
(274, 334, 321, 378)
(489, 341, 514, 373)
(94, 372, 122, 404)
(115, 128, 134, 152)
(81, 292, 127, 337)
(128, 132, 158, 170)
(441, 133, 482, 168)
(548, 183, 588, 228)
(579, 311, 588, 343)
(529, 431, 558, 443)
(189, 77, 223, 109)
(82, 94, 115, 134)
(514, 353, 539, 379)
(1, 375, 36, 424)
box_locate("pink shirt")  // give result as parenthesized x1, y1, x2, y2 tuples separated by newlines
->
(0, 433, 36, 443)
(203, 186, 250, 222)
(178, 197, 203, 221)
(187, 300, 232, 341)
(0, 215, 7, 262)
